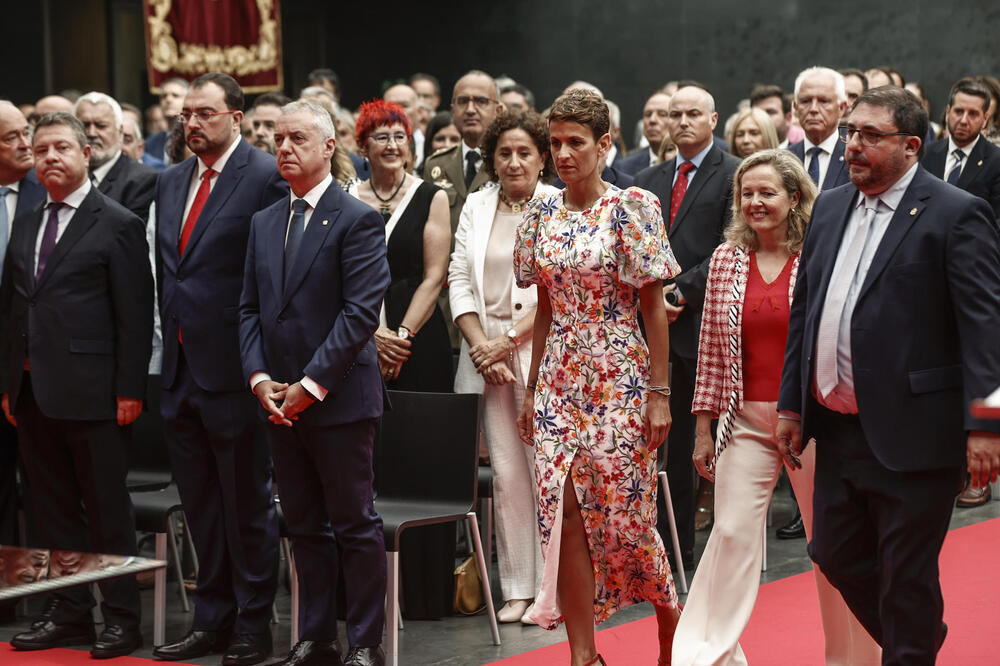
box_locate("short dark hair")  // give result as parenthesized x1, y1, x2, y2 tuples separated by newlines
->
(499, 83, 535, 110)
(948, 78, 991, 112)
(34, 111, 88, 148)
(853, 86, 928, 157)
(307, 68, 340, 95)
(877, 65, 905, 87)
(423, 111, 455, 164)
(548, 89, 609, 140)
(190, 72, 244, 111)
(409, 73, 440, 96)
(253, 92, 292, 109)
(749, 84, 791, 114)
(480, 109, 554, 182)
(839, 68, 869, 92)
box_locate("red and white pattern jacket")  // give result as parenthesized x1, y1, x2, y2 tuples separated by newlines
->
(691, 242, 800, 416)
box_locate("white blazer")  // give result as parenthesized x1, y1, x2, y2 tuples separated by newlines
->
(449, 182, 560, 393)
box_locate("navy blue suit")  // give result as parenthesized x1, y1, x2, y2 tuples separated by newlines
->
(788, 136, 850, 190)
(921, 137, 1000, 219)
(239, 180, 389, 646)
(350, 151, 370, 181)
(779, 167, 1000, 662)
(155, 138, 287, 635)
(617, 149, 652, 177)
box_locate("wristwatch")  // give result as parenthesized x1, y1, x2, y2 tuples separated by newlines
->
(397, 326, 412, 341)
(665, 290, 681, 306)
(506, 328, 518, 345)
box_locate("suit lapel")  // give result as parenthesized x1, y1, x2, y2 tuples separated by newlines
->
(161, 157, 197, 257)
(446, 148, 467, 198)
(180, 141, 249, 262)
(957, 138, 987, 189)
(34, 189, 100, 292)
(98, 154, 125, 196)
(670, 147, 719, 235)
(811, 185, 857, 308)
(265, 196, 289, 303)
(282, 183, 341, 306)
(823, 140, 847, 189)
(472, 188, 499, 299)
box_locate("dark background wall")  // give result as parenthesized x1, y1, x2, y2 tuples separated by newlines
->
(6, 0, 1000, 146)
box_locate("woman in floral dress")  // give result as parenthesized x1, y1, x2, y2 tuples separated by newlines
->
(515, 89, 682, 666)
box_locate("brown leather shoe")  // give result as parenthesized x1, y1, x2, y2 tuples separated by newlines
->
(956, 482, 991, 507)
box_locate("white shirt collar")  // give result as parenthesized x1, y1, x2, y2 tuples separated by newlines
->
(91, 150, 122, 185)
(804, 128, 840, 155)
(46, 178, 91, 209)
(291, 173, 333, 212)
(461, 140, 481, 163)
(948, 134, 980, 159)
(197, 135, 242, 177)
(856, 162, 919, 212)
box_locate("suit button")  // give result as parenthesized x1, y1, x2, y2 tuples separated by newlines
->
(277, 316, 285, 323)
(176, 277, 183, 282)
(514, 303, 523, 310)
(29, 300, 36, 307)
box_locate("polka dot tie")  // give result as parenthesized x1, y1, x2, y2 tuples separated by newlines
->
(669, 161, 696, 227)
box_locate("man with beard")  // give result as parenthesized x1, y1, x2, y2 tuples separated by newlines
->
(249, 93, 292, 155)
(153, 73, 286, 665)
(75, 92, 158, 221)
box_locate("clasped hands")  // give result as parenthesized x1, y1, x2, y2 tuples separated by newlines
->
(469, 336, 516, 386)
(374, 326, 411, 381)
(252, 380, 314, 427)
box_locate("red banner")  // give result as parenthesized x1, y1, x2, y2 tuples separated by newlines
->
(144, 0, 282, 94)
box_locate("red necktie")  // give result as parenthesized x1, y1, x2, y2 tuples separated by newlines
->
(179, 168, 215, 255)
(669, 161, 695, 227)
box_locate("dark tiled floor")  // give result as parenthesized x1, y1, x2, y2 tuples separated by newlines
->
(2, 488, 998, 665)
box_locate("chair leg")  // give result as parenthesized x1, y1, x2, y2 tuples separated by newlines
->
(154, 532, 167, 646)
(181, 511, 199, 578)
(281, 538, 299, 646)
(466, 512, 501, 646)
(385, 551, 400, 666)
(166, 514, 190, 612)
(657, 471, 689, 594)
(481, 497, 494, 578)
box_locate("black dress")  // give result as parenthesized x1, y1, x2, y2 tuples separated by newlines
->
(382, 180, 453, 393)
(379, 180, 456, 619)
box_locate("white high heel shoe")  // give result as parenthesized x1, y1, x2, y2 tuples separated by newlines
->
(497, 599, 531, 623)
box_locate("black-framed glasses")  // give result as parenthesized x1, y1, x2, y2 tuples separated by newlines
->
(368, 132, 410, 146)
(179, 109, 238, 124)
(452, 95, 497, 109)
(838, 125, 912, 147)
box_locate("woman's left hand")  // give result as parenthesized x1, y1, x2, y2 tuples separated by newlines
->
(645, 392, 672, 451)
(470, 336, 513, 371)
(482, 360, 516, 386)
(379, 357, 404, 382)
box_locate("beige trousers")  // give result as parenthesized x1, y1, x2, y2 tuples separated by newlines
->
(672, 401, 881, 666)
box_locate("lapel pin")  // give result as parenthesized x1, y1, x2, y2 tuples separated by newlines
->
(909, 207, 917, 216)
(322, 219, 328, 226)
(839, 155, 844, 161)
(978, 159, 983, 166)
(431, 166, 442, 179)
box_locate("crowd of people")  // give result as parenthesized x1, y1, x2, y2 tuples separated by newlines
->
(0, 59, 999, 666)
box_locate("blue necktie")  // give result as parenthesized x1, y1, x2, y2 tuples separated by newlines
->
(0, 186, 10, 276)
(36, 202, 62, 282)
(946, 149, 964, 185)
(807, 146, 822, 185)
(283, 198, 309, 287)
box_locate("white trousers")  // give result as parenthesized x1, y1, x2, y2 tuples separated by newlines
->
(672, 401, 881, 666)
(481, 347, 543, 601)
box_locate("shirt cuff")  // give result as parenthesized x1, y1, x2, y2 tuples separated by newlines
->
(301, 375, 328, 402)
(778, 410, 801, 421)
(249, 371, 271, 391)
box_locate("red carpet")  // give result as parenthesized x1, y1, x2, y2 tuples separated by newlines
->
(0, 646, 197, 665)
(488, 517, 1000, 665)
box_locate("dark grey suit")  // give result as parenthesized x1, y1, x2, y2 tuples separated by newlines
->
(921, 136, 1000, 219)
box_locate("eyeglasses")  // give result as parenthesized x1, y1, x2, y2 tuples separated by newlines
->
(368, 132, 410, 146)
(178, 109, 238, 124)
(838, 125, 912, 147)
(452, 96, 497, 109)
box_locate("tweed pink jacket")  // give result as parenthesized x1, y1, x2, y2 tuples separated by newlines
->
(691, 242, 799, 416)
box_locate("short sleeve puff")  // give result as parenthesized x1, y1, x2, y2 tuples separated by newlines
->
(614, 187, 681, 288)
(514, 194, 552, 288)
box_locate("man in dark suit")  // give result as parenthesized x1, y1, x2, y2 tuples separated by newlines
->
(777, 86, 1000, 664)
(788, 67, 850, 192)
(619, 91, 672, 177)
(153, 73, 286, 665)
(75, 92, 158, 222)
(0, 112, 152, 658)
(0, 99, 46, 623)
(922, 77, 1000, 219)
(240, 100, 390, 666)
(634, 84, 740, 569)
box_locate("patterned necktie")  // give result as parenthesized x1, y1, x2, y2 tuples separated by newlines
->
(807, 146, 822, 185)
(815, 197, 878, 398)
(464, 150, 479, 188)
(284, 198, 309, 287)
(179, 168, 216, 255)
(946, 149, 964, 185)
(36, 202, 62, 282)
(669, 161, 696, 227)
(0, 186, 10, 276)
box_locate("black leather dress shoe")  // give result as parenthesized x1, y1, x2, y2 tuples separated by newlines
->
(277, 639, 344, 665)
(91, 624, 142, 659)
(10, 620, 95, 650)
(776, 511, 806, 539)
(345, 645, 385, 666)
(152, 629, 231, 661)
(222, 631, 273, 665)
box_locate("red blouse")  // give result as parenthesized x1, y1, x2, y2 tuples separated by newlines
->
(741, 253, 794, 402)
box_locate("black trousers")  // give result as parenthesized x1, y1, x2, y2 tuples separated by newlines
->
(656, 352, 697, 565)
(160, 348, 279, 633)
(807, 403, 962, 666)
(15, 373, 140, 629)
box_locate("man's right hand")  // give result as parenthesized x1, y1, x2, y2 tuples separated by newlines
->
(1, 393, 15, 427)
(776, 417, 803, 470)
(662, 284, 686, 323)
(253, 379, 289, 425)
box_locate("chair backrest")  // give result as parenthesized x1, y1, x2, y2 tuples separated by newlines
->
(375, 391, 481, 509)
(128, 375, 172, 476)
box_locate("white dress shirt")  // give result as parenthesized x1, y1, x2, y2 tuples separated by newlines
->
(814, 162, 919, 413)
(90, 150, 122, 186)
(803, 130, 841, 190)
(36, 179, 91, 274)
(1, 179, 19, 241)
(250, 173, 334, 401)
(461, 140, 481, 172)
(946, 134, 979, 181)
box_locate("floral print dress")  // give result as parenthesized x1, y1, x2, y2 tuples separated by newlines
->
(514, 186, 681, 629)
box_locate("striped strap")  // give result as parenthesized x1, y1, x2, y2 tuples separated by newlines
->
(711, 247, 745, 471)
